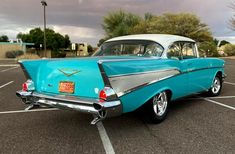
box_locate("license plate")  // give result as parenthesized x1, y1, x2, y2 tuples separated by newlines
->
(59, 81, 75, 93)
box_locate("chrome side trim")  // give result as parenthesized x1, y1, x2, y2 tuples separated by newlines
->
(183, 66, 225, 74)
(108, 69, 180, 97)
(111, 66, 224, 97)
(109, 68, 181, 78)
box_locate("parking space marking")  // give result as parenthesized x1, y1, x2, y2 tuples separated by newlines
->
(224, 81, 235, 86)
(206, 96, 235, 99)
(96, 121, 115, 154)
(0, 81, 14, 89)
(0, 108, 59, 115)
(0, 64, 19, 67)
(0, 106, 115, 154)
(0, 66, 19, 72)
(203, 98, 235, 111)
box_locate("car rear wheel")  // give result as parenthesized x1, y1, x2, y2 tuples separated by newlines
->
(208, 76, 222, 96)
(147, 91, 169, 123)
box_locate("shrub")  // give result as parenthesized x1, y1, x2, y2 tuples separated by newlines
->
(223, 44, 235, 56)
(5, 51, 16, 58)
(14, 50, 24, 56)
(17, 54, 40, 60)
(5, 50, 24, 58)
(51, 51, 66, 58)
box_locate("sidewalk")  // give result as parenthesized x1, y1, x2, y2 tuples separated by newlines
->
(222, 56, 235, 59)
(0, 59, 17, 65)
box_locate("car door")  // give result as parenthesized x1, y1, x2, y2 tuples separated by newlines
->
(167, 42, 189, 97)
(180, 42, 212, 93)
(167, 41, 211, 96)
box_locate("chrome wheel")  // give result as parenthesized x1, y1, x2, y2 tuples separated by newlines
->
(211, 77, 221, 94)
(153, 91, 168, 116)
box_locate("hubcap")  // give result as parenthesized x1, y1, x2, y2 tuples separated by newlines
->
(212, 77, 221, 94)
(153, 92, 168, 116)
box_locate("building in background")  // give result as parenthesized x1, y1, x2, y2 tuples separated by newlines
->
(0, 42, 34, 58)
(77, 43, 89, 56)
(67, 42, 89, 57)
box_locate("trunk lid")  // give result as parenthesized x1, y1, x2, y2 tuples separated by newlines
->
(20, 57, 105, 98)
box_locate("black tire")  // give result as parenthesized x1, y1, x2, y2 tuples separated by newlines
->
(207, 75, 222, 96)
(146, 91, 169, 123)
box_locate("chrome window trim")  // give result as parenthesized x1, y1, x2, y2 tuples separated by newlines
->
(94, 39, 165, 57)
(98, 57, 161, 64)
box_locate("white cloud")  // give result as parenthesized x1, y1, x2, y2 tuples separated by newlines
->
(52, 25, 103, 45)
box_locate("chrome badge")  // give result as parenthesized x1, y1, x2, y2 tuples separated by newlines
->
(58, 68, 80, 77)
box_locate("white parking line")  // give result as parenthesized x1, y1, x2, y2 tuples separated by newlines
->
(96, 121, 115, 154)
(0, 106, 115, 153)
(0, 64, 19, 67)
(203, 98, 235, 111)
(0, 66, 19, 72)
(206, 96, 235, 99)
(224, 81, 235, 86)
(185, 95, 235, 100)
(0, 108, 59, 115)
(0, 81, 14, 89)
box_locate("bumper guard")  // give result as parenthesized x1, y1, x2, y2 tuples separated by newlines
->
(16, 90, 122, 124)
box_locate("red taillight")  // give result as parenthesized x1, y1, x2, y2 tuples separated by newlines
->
(99, 87, 117, 102)
(99, 90, 107, 100)
(22, 83, 28, 91)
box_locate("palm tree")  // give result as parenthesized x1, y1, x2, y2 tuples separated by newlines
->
(102, 10, 141, 38)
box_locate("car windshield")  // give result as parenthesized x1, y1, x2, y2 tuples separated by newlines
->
(93, 40, 164, 57)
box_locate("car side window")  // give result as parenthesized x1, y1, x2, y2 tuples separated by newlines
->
(182, 43, 197, 59)
(144, 43, 164, 57)
(167, 42, 182, 60)
(167, 42, 197, 60)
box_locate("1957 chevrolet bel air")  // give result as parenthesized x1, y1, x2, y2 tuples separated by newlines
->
(16, 34, 226, 124)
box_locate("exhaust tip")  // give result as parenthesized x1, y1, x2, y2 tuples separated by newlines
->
(93, 103, 102, 111)
(16, 92, 21, 97)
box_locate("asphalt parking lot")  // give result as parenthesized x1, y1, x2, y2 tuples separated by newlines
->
(0, 59, 234, 154)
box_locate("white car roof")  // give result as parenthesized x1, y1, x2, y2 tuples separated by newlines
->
(105, 34, 195, 48)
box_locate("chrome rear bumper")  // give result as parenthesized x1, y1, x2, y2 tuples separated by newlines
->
(16, 90, 122, 123)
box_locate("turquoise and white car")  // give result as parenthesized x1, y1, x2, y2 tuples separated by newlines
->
(16, 34, 226, 124)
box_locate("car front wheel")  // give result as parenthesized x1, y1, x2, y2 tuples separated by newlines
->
(208, 76, 222, 96)
(147, 91, 169, 123)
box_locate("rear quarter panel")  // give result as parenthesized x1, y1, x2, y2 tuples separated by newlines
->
(102, 57, 225, 113)
(101, 58, 188, 113)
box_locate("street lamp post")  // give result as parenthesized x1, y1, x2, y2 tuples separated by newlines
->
(41, 0, 47, 57)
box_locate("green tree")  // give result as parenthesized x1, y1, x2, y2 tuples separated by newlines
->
(131, 13, 154, 34)
(17, 28, 71, 51)
(198, 41, 218, 57)
(87, 44, 93, 55)
(223, 44, 235, 56)
(213, 39, 230, 47)
(97, 38, 107, 47)
(102, 10, 141, 38)
(100, 11, 213, 46)
(0, 35, 9, 42)
(220, 40, 230, 47)
(148, 13, 213, 42)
